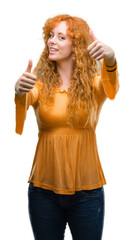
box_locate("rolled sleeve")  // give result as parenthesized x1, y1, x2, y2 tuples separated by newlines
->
(101, 58, 119, 100)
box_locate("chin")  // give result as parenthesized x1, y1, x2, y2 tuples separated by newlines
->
(48, 55, 57, 61)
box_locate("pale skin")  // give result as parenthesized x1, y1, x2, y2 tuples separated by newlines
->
(15, 22, 116, 96)
(15, 60, 36, 96)
(88, 29, 116, 66)
(47, 21, 73, 90)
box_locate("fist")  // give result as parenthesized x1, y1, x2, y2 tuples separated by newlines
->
(15, 60, 37, 95)
(87, 29, 115, 64)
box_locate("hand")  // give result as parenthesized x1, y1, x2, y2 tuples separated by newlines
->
(15, 60, 37, 96)
(87, 29, 116, 66)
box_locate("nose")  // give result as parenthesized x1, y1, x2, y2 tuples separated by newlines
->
(49, 36, 57, 44)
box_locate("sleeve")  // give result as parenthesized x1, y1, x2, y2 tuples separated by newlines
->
(94, 58, 119, 105)
(14, 81, 42, 135)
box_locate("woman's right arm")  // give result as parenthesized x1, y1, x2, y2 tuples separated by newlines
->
(14, 60, 42, 135)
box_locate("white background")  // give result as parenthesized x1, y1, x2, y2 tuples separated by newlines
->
(0, 0, 134, 239)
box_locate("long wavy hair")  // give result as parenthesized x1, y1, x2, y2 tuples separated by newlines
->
(33, 14, 98, 128)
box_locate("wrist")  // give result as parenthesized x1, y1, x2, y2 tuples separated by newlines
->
(15, 85, 25, 96)
(104, 55, 116, 66)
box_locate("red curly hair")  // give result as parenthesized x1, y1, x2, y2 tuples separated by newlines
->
(33, 14, 98, 128)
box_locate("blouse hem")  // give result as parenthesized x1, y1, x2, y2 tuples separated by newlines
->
(27, 180, 107, 195)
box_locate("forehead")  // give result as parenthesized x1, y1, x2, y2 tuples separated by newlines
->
(51, 21, 68, 34)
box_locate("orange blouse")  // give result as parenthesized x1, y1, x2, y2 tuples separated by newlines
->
(15, 59, 119, 195)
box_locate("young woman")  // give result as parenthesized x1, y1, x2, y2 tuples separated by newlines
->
(15, 14, 119, 240)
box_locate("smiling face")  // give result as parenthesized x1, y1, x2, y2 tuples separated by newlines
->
(47, 21, 73, 63)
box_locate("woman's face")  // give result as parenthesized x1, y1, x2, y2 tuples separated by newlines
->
(47, 21, 73, 63)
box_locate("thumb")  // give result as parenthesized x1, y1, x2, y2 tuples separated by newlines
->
(25, 59, 33, 73)
(89, 29, 96, 42)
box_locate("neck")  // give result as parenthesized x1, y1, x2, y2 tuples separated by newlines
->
(56, 58, 73, 86)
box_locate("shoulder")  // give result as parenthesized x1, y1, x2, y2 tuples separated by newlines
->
(34, 81, 43, 90)
(93, 73, 102, 91)
(31, 81, 43, 95)
(30, 81, 43, 102)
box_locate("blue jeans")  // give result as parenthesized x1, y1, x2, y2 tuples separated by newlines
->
(28, 183, 105, 240)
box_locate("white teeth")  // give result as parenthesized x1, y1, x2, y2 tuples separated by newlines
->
(50, 48, 58, 52)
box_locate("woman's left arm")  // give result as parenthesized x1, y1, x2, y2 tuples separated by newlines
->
(87, 29, 119, 102)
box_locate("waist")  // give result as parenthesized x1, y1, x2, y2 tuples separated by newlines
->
(38, 126, 93, 135)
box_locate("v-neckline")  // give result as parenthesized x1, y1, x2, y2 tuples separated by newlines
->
(55, 88, 68, 93)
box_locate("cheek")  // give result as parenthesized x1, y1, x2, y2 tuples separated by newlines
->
(61, 43, 72, 53)
(66, 44, 73, 54)
(47, 39, 50, 46)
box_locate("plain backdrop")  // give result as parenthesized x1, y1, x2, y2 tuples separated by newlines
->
(0, 0, 134, 239)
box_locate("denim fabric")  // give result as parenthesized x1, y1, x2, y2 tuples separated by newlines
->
(28, 183, 105, 240)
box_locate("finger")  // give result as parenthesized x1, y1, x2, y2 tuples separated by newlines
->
(92, 49, 104, 59)
(96, 53, 104, 61)
(89, 44, 102, 56)
(21, 76, 36, 84)
(87, 40, 98, 51)
(25, 59, 33, 73)
(23, 72, 37, 80)
(20, 81, 35, 89)
(89, 29, 97, 42)
(18, 87, 30, 93)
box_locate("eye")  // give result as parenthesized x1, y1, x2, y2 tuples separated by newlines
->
(59, 36, 65, 40)
(49, 33, 54, 38)
(49, 33, 65, 40)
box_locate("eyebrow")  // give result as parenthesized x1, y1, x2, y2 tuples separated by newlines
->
(50, 31, 66, 35)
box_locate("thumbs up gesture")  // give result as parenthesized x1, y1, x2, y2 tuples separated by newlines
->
(87, 29, 116, 66)
(15, 60, 37, 96)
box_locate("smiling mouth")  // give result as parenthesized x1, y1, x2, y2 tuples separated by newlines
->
(49, 48, 59, 53)
(49, 51, 58, 54)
